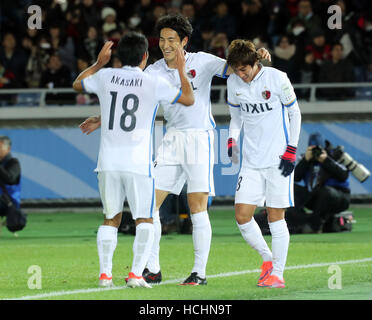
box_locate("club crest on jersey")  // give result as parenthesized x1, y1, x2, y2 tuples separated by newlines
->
(187, 69, 196, 78)
(262, 90, 271, 100)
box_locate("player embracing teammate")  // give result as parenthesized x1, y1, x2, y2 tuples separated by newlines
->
(79, 14, 300, 289)
(73, 31, 194, 288)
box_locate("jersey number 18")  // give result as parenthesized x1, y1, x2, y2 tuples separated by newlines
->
(109, 91, 139, 132)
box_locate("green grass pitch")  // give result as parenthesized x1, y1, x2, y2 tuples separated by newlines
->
(0, 206, 371, 300)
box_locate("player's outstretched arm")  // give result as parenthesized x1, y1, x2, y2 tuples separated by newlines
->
(174, 45, 194, 106)
(79, 116, 101, 135)
(72, 41, 113, 92)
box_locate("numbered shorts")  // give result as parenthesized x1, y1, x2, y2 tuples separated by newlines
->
(154, 129, 215, 196)
(97, 171, 155, 219)
(235, 166, 294, 208)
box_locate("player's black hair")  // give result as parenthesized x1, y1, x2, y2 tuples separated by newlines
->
(116, 32, 148, 67)
(155, 14, 193, 42)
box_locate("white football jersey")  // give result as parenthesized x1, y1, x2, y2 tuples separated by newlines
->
(82, 66, 181, 176)
(145, 51, 228, 130)
(227, 65, 297, 169)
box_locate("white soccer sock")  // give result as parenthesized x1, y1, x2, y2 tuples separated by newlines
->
(97, 225, 118, 277)
(131, 222, 154, 277)
(191, 211, 212, 279)
(269, 219, 290, 280)
(237, 218, 272, 262)
(146, 210, 161, 273)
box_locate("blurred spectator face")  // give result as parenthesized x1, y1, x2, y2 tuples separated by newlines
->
(331, 44, 343, 61)
(298, 0, 312, 17)
(27, 28, 38, 38)
(87, 26, 97, 40)
(2, 33, 16, 50)
(141, 0, 151, 7)
(102, 7, 117, 25)
(48, 55, 62, 71)
(182, 4, 195, 19)
(50, 26, 60, 39)
(242, 0, 262, 15)
(210, 32, 228, 58)
(313, 35, 325, 47)
(22, 37, 33, 50)
(195, 0, 207, 6)
(105, 13, 116, 24)
(278, 36, 290, 49)
(153, 5, 166, 20)
(167, 6, 180, 15)
(305, 52, 314, 64)
(83, 0, 94, 7)
(69, 9, 81, 24)
(212, 32, 228, 47)
(216, 2, 228, 17)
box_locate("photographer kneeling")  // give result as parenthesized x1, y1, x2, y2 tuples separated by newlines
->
(0, 136, 26, 232)
(291, 133, 350, 233)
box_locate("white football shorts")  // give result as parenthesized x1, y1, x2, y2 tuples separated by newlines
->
(97, 171, 155, 219)
(234, 166, 294, 208)
(154, 129, 215, 196)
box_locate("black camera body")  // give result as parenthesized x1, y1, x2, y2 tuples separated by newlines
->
(308, 140, 370, 183)
(311, 145, 323, 159)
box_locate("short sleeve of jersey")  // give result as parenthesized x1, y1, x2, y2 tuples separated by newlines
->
(278, 72, 297, 107)
(155, 75, 181, 105)
(199, 52, 228, 79)
(82, 69, 103, 94)
(227, 76, 240, 107)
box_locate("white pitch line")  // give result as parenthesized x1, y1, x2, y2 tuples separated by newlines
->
(3, 257, 372, 300)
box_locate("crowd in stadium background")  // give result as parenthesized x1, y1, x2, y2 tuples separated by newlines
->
(0, 0, 371, 100)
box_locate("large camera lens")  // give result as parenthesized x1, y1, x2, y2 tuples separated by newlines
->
(338, 152, 370, 182)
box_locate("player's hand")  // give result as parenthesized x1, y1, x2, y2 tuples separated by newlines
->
(227, 138, 239, 164)
(96, 41, 113, 67)
(279, 145, 297, 177)
(316, 149, 328, 163)
(257, 47, 271, 62)
(175, 44, 186, 72)
(79, 116, 101, 135)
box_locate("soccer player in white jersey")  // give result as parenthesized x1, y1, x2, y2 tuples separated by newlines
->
(72, 32, 194, 288)
(79, 14, 271, 286)
(226, 40, 301, 288)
